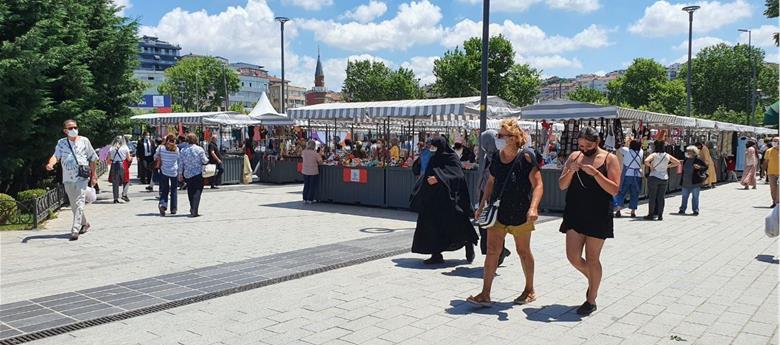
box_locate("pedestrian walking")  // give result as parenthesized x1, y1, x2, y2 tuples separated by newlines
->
(643, 141, 681, 221)
(410, 137, 478, 265)
(678, 146, 709, 216)
(108, 135, 132, 203)
(467, 119, 543, 307)
(301, 140, 323, 204)
(46, 119, 98, 241)
(764, 137, 779, 208)
(155, 134, 180, 216)
(697, 143, 717, 188)
(179, 133, 209, 217)
(208, 136, 224, 189)
(558, 126, 621, 316)
(613, 139, 643, 218)
(742, 140, 759, 190)
(474, 130, 511, 266)
(137, 131, 156, 191)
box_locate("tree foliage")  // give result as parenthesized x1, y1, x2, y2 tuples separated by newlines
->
(610, 58, 668, 108)
(342, 60, 422, 102)
(432, 35, 540, 106)
(158, 57, 240, 112)
(766, 0, 779, 46)
(0, 0, 143, 193)
(567, 85, 607, 104)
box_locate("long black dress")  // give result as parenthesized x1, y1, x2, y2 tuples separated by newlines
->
(411, 138, 478, 254)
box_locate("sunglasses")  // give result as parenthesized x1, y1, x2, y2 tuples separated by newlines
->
(66, 126, 78, 130)
(497, 133, 515, 139)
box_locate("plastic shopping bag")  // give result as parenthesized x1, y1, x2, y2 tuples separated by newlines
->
(85, 186, 97, 204)
(765, 206, 779, 238)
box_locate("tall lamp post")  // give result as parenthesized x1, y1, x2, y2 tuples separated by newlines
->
(275, 16, 290, 113)
(738, 28, 756, 126)
(682, 5, 700, 117)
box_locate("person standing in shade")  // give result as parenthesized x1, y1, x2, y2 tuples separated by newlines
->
(179, 133, 209, 217)
(108, 135, 132, 203)
(137, 131, 156, 191)
(208, 136, 224, 189)
(558, 127, 621, 316)
(678, 145, 709, 216)
(301, 140, 323, 204)
(468, 119, 543, 307)
(613, 139, 643, 218)
(46, 119, 98, 241)
(474, 130, 511, 266)
(742, 140, 759, 190)
(155, 134, 181, 216)
(764, 137, 779, 208)
(410, 137, 478, 264)
(644, 141, 680, 221)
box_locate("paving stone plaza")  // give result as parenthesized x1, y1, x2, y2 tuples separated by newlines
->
(0, 171, 777, 345)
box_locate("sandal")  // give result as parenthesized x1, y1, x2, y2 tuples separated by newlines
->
(466, 294, 493, 308)
(513, 291, 537, 305)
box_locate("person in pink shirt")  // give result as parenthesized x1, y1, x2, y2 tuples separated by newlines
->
(301, 140, 323, 204)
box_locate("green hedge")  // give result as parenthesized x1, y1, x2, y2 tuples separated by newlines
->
(0, 193, 17, 224)
(16, 189, 47, 203)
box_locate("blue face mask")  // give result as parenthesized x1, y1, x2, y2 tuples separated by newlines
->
(494, 138, 507, 151)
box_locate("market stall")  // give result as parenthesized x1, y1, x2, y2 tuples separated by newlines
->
(245, 92, 302, 184)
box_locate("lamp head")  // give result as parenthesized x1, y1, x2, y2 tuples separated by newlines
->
(738, 29, 750, 33)
(682, 5, 701, 12)
(275, 16, 290, 24)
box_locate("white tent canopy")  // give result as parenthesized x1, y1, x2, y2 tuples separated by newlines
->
(202, 113, 263, 126)
(248, 91, 294, 126)
(286, 96, 521, 121)
(130, 111, 239, 125)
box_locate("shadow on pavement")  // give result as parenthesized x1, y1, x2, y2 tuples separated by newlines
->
(755, 254, 779, 264)
(522, 304, 582, 323)
(359, 227, 414, 234)
(21, 234, 71, 243)
(446, 299, 512, 321)
(441, 266, 484, 279)
(391, 258, 464, 270)
(752, 206, 774, 209)
(262, 201, 417, 222)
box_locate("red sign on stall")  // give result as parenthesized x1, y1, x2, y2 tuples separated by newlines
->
(297, 162, 303, 173)
(342, 168, 368, 184)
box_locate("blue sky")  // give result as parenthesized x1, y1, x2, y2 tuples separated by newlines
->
(117, 0, 778, 90)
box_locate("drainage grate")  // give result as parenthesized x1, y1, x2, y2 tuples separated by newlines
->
(0, 246, 410, 345)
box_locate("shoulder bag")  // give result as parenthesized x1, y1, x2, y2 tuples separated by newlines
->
(476, 151, 522, 228)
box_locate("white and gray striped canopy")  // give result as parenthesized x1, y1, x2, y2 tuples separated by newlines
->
(286, 96, 521, 121)
(130, 111, 240, 125)
(521, 100, 618, 120)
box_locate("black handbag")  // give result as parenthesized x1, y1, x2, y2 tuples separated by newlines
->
(476, 151, 522, 228)
(67, 140, 92, 179)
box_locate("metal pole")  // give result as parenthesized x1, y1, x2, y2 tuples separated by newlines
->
(478, 0, 490, 166)
(223, 63, 229, 111)
(686, 10, 693, 117)
(749, 31, 756, 126)
(275, 17, 290, 114)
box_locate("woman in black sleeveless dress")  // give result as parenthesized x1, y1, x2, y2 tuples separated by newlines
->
(559, 127, 621, 316)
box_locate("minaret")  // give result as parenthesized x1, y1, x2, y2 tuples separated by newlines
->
(314, 47, 324, 89)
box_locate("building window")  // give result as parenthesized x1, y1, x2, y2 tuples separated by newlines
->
(249, 83, 252, 87)
(241, 82, 244, 87)
(147, 76, 154, 80)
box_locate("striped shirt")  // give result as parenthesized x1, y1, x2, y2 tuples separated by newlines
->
(154, 146, 180, 177)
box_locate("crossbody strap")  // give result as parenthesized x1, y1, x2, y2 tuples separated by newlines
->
(66, 140, 81, 165)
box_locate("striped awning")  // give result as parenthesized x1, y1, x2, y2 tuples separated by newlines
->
(287, 96, 520, 120)
(521, 100, 618, 120)
(695, 118, 717, 129)
(130, 111, 240, 125)
(617, 108, 697, 127)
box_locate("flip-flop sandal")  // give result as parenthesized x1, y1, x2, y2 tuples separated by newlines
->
(466, 295, 493, 308)
(513, 292, 537, 305)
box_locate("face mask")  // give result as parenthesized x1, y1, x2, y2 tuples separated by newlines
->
(686, 153, 694, 159)
(429, 147, 438, 153)
(581, 147, 597, 157)
(453, 143, 463, 150)
(67, 129, 78, 137)
(495, 138, 507, 151)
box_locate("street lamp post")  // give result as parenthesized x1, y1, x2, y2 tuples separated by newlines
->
(682, 5, 700, 117)
(275, 16, 290, 114)
(738, 29, 756, 126)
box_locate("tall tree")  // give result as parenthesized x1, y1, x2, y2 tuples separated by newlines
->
(342, 60, 422, 102)
(614, 58, 668, 109)
(567, 85, 607, 104)
(386, 67, 423, 100)
(678, 43, 766, 115)
(502, 64, 542, 107)
(0, 0, 142, 193)
(759, 63, 779, 102)
(766, 0, 779, 46)
(158, 57, 239, 112)
(432, 35, 517, 99)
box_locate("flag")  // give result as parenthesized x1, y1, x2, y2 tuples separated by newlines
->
(342, 168, 368, 184)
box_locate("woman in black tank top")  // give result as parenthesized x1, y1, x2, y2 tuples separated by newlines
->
(558, 127, 621, 316)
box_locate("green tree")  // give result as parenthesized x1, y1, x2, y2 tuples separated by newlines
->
(386, 67, 423, 100)
(678, 43, 766, 115)
(613, 58, 668, 109)
(606, 78, 625, 105)
(501, 64, 542, 107)
(567, 85, 607, 104)
(700, 106, 750, 125)
(766, 0, 779, 46)
(342, 60, 422, 102)
(0, 0, 142, 193)
(759, 63, 779, 103)
(647, 79, 687, 115)
(433, 35, 517, 99)
(158, 57, 240, 112)
(229, 103, 247, 114)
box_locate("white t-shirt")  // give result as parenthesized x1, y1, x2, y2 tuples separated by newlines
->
(54, 137, 98, 183)
(648, 152, 670, 180)
(620, 147, 644, 177)
(109, 146, 130, 163)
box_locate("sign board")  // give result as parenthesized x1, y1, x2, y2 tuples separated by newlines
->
(342, 168, 368, 184)
(136, 95, 172, 108)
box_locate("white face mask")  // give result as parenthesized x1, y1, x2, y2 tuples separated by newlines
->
(428, 147, 438, 153)
(495, 138, 507, 151)
(67, 129, 78, 137)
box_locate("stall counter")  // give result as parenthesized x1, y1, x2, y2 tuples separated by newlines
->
(255, 156, 304, 184)
(220, 155, 244, 185)
(317, 165, 386, 207)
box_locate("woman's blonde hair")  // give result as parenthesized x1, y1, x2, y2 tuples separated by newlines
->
(164, 134, 177, 151)
(500, 118, 528, 147)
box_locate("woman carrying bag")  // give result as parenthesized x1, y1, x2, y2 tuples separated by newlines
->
(108, 135, 132, 203)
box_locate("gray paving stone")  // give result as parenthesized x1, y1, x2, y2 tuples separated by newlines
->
(16, 316, 75, 333)
(0, 307, 53, 323)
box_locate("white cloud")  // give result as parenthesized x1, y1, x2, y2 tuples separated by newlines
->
(519, 55, 583, 69)
(442, 20, 609, 56)
(299, 0, 444, 52)
(457, 0, 599, 12)
(112, 0, 132, 16)
(401, 56, 438, 85)
(282, 0, 333, 11)
(139, 0, 297, 72)
(739, 25, 780, 49)
(672, 36, 730, 63)
(343, 1, 388, 23)
(629, 0, 752, 37)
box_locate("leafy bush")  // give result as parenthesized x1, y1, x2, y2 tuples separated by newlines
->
(0, 193, 17, 224)
(16, 189, 47, 203)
